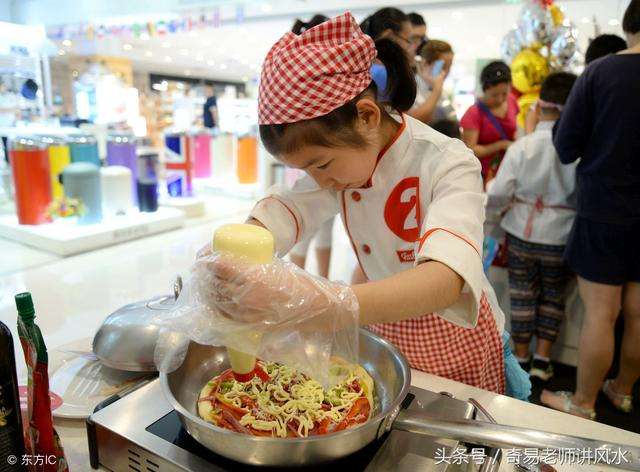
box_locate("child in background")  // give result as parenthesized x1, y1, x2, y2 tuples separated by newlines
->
(486, 72, 578, 382)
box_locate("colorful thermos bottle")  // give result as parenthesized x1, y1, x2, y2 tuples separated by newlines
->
(39, 135, 71, 200)
(61, 162, 102, 224)
(106, 133, 138, 203)
(9, 136, 52, 225)
(101, 166, 133, 216)
(68, 134, 100, 166)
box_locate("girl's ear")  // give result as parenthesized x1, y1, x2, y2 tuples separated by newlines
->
(355, 97, 382, 132)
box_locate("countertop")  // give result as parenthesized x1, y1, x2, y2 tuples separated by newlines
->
(1, 208, 639, 471)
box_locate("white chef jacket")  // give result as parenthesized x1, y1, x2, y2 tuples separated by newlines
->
(486, 121, 577, 246)
(250, 114, 505, 332)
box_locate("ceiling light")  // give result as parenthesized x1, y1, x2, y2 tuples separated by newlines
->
(123, 43, 133, 51)
(217, 46, 227, 54)
(242, 75, 249, 82)
(232, 54, 241, 61)
(241, 59, 249, 65)
(57, 49, 66, 56)
(581, 17, 590, 24)
(608, 18, 620, 26)
(207, 60, 215, 66)
(185, 70, 191, 76)
(180, 49, 189, 55)
(196, 55, 204, 62)
(145, 50, 153, 57)
(162, 41, 171, 48)
(261, 3, 272, 12)
(219, 64, 228, 70)
(164, 56, 173, 63)
(188, 31, 197, 37)
(62, 39, 72, 47)
(451, 11, 462, 20)
(202, 39, 212, 47)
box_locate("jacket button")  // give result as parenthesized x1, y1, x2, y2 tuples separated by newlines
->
(362, 244, 371, 255)
(351, 191, 361, 202)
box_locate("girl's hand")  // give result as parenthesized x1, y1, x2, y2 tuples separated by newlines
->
(194, 252, 359, 325)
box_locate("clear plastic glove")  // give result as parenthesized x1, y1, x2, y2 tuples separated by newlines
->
(153, 251, 360, 385)
(196, 252, 359, 326)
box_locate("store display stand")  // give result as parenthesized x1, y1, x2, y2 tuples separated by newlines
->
(194, 178, 262, 200)
(0, 208, 185, 256)
(159, 196, 206, 218)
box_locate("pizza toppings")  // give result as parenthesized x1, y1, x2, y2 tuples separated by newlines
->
(197, 361, 373, 438)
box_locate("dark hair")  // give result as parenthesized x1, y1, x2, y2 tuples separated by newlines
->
(623, 0, 640, 34)
(408, 12, 426, 27)
(480, 61, 512, 91)
(291, 14, 329, 35)
(539, 72, 578, 106)
(360, 8, 409, 40)
(420, 39, 453, 64)
(585, 34, 627, 63)
(259, 38, 416, 156)
(431, 119, 461, 139)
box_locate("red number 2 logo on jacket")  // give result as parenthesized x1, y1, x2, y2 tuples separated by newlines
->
(384, 177, 421, 242)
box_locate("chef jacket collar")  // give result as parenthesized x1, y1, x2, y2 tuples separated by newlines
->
(361, 113, 409, 189)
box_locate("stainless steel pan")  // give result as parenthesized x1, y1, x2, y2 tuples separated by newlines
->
(160, 330, 640, 469)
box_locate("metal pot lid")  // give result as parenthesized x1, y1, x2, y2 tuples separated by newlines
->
(92, 277, 182, 372)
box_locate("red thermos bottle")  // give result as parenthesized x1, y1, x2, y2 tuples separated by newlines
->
(9, 136, 52, 225)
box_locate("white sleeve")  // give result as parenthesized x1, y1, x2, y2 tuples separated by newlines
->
(415, 140, 486, 328)
(249, 175, 340, 257)
(486, 142, 520, 211)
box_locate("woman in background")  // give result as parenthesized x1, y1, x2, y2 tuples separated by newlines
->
(541, 0, 640, 420)
(460, 61, 517, 186)
(409, 39, 455, 125)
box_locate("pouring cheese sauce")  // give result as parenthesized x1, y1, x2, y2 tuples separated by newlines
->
(197, 359, 374, 438)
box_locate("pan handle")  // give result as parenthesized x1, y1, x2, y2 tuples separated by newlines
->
(392, 410, 640, 471)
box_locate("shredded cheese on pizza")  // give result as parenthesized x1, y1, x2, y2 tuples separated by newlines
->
(197, 360, 373, 438)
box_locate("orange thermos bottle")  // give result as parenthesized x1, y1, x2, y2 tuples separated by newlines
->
(9, 136, 53, 225)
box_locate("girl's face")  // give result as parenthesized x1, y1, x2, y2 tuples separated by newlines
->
(281, 143, 378, 191)
(278, 98, 385, 191)
(483, 82, 510, 108)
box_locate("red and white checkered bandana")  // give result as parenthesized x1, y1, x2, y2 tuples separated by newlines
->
(258, 12, 376, 125)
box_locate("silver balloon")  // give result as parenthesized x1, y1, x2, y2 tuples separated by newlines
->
(550, 25, 578, 68)
(501, 29, 522, 64)
(517, 1, 554, 48)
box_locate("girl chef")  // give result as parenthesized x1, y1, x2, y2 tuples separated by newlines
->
(208, 13, 526, 396)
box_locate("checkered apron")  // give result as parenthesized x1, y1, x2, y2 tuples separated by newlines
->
(368, 293, 505, 394)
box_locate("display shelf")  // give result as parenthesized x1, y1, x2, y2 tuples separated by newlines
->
(159, 196, 206, 218)
(0, 207, 185, 256)
(194, 177, 262, 200)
